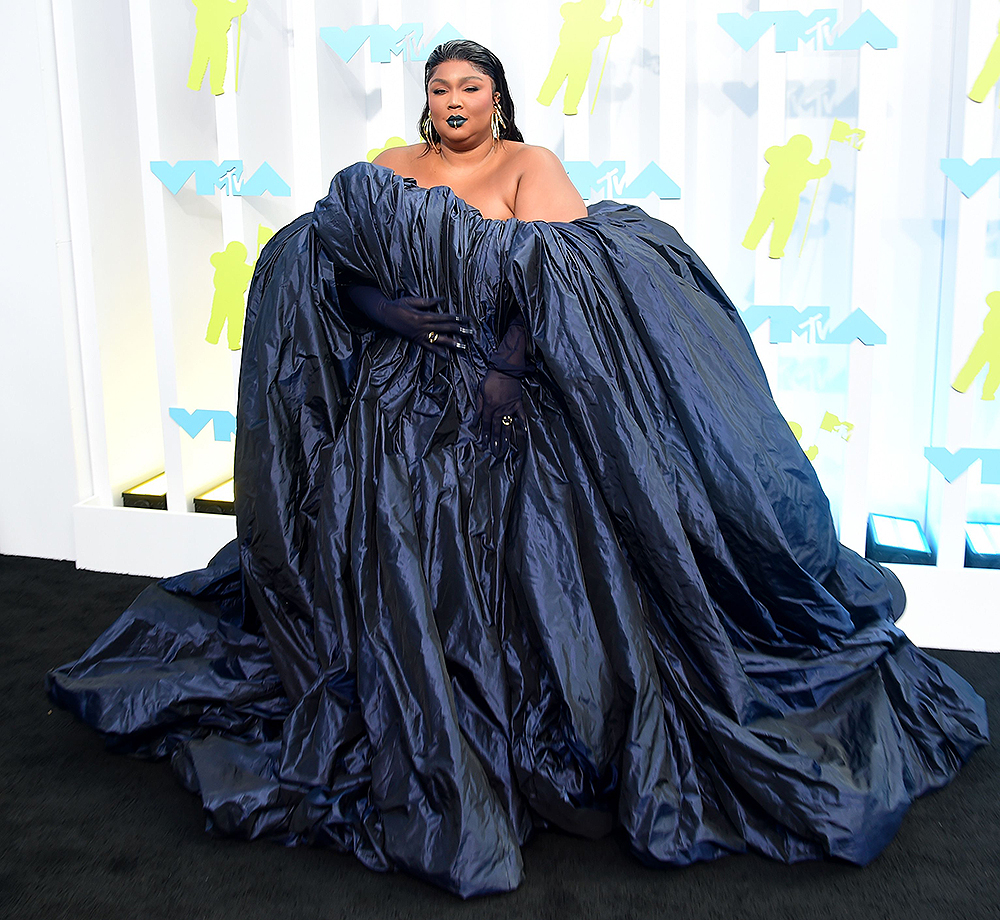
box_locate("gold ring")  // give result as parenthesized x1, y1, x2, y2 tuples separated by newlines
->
(427, 331, 439, 343)
(501, 415, 514, 426)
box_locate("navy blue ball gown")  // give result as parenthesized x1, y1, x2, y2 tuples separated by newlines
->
(47, 163, 988, 897)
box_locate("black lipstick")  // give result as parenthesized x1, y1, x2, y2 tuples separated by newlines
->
(446, 115, 468, 128)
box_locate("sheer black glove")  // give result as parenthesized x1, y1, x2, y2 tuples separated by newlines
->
(475, 369, 523, 456)
(475, 316, 527, 456)
(347, 283, 473, 357)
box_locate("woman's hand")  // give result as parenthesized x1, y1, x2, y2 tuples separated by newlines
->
(347, 284, 473, 357)
(475, 315, 527, 456)
(475, 369, 524, 457)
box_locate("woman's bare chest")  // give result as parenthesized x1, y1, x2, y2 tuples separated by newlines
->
(410, 162, 517, 220)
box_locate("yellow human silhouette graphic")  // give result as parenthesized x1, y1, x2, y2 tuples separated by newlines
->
(537, 0, 623, 115)
(969, 19, 1000, 105)
(742, 135, 830, 259)
(206, 242, 254, 350)
(953, 291, 1000, 400)
(187, 0, 248, 96)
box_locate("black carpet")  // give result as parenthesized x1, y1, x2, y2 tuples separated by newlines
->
(1, 553, 997, 920)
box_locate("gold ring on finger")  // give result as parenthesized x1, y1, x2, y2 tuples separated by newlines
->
(427, 331, 439, 344)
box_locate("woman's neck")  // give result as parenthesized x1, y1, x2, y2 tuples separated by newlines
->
(436, 137, 499, 171)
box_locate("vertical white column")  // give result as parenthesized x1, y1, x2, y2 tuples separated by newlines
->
(129, 0, 186, 513)
(215, 51, 242, 405)
(563, 100, 590, 162)
(749, 23, 786, 387)
(929, 0, 995, 569)
(375, 0, 405, 151)
(215, 124, 241, 245)
(361, 0, 380, 156)
(50, 0, 110, 505)
(288, 0, 323, 213)
(658, 0, 686, 230)
(561, 0, 592, 165)
(41, 0, 93, 508)
(838, 17, 901, 552)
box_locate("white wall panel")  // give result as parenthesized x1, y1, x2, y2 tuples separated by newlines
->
(0, 0, 82, 559)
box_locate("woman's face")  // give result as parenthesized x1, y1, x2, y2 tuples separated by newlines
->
(426, 59, 499, 145)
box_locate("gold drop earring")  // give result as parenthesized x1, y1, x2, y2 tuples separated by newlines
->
(422, 113, 439, 149)
(491, 101, 507, 141)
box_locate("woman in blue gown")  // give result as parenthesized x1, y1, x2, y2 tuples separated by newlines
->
(48, 41, 988, 898)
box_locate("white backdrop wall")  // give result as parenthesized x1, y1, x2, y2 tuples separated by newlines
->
(2, 0, 999, 649)
(0, 1, 84, 561)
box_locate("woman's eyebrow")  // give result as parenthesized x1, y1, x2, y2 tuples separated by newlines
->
(428, 74, 486, 86)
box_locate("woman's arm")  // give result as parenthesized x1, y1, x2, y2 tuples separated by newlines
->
(513, 146, 588, 222)
(476, 315, 527, 455)
(344, 282, 472, 357)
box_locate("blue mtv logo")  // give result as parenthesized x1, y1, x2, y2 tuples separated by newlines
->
(320, 22, 463, 63)
(740, 304, 887, 345)
(925, 447, 1000, 484)
(169, 408, 236, 442)
(940, 158, 1000, 198)
(718, 9, 897, 52)
(564, 161, 681, 201)
(150, 161, 290, 197)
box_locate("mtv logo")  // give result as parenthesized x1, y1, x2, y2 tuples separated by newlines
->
(150, 161, 290, 197)
(169, 408, 237, 442)
(740, 305, 831, 342)
(786, 80, 837, 118)
(819, 411, 854, 440)
(740, 304, 886, 345)
(320, 22, 463, 63)
(564, 161, 681, 201)
(925, 447, 1000, 484)
(718, 9, 896, 53)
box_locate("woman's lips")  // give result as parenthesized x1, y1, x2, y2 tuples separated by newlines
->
(446, 115, 468, 128)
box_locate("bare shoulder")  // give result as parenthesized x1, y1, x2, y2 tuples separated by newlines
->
(506, 143, 587, 222)
(504, 142, 565, 177)
(371, 144, 427, 177)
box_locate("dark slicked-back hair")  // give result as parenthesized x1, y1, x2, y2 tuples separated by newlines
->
(418, 40, 524, 149)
